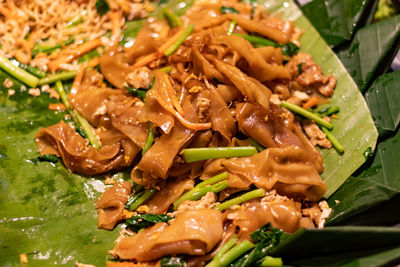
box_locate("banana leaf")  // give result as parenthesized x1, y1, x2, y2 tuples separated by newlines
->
(336, 15, 400, 92)
(0, 0, 378, 266)
(287, 246, 400, 267)
(365, 71, 400, 136)
(270, 226, 400, 259)
(300, 0, 377, 47)
(327, 129, 400, 225)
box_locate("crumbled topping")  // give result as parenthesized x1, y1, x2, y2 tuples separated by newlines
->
(28, 88, 41, 97)
(3, 78, 13, 88)
(303, 120, 332, 148)
(74, 262, 95, 267)
(137, 205, 150, 214)
(318, 200, 332, 229)
(19, 254, 28, 264)
(174, 192, 217, 215)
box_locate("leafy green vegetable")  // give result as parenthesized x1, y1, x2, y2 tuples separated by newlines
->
(297, 63, 303, 74)
(229, 224, 288, 267)
(280, 42, 299, 56)
(37, 154, 59, 163)
(125, 214, 173, 232)
(220, 6, 239, 14)
(270, 226, 400, 260)
(160, 256, 187, 267)
(300, 0, 377, 47)
(327, 130, 400, 225)
(337, 15, 400, 92)
(365, 71, 400, 136)
(124, 86, 147, 101)
(95, 0, 110, 16)
(142, 122, 154, 155)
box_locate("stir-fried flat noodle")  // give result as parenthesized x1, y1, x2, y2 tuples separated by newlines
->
(30, 0, 338, 265)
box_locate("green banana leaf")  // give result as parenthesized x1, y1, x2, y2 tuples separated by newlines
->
(337, 15, 400, 92)
(287, 246, 400, 267)
(270, 226, 400, 259)
(300, 0, 377, 47)
(0, 0, 378, 266)
(326, 129, 400, 225)
(365, 71, 400, 136)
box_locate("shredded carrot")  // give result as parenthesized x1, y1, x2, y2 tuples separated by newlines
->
(133, 52, 158, 68)
(47, 38, 102, 72)
(157, 28, 186, 55)
(26, 31, 37, 51)
(69, 65, 86, 99)
(86, 57, 100, 68)
(331, 114, 339, 119)
(49, 103, 66, 111)
(302, 96, 318, 109)
(150, 90, 211, 131)
(109, 11, 122, 48)
(163, 72, 184, 115)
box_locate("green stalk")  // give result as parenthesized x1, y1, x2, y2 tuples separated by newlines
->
(133, 184, 144, 193)
(66, 11, 86, 28)
(260, 256, 283, 267)
(162, 8, 182, 28)
(206, 240, 254, 267)
(32, 38, 74, 56)
(38, 71, 77, 85)
(55, 81, 100, 149)
(214, 189, 266, 211)
(165, 24, 195, 56)
(0, 54, 39, 88)
(281, 101, 333, 130)
(159, 66, 172, 73)
(250, 138, 265, 152)
(128, 188, 156, 211)
(195, 172, 229, 188)
(180, 146, 257, 163)
(173, 180, 228, 210)
(227, 21, 237, 35)
(9, 59, 46, 78)
(318, 105, 340, 117)
(322, 127, 344, 154)
(125, 190, 145, 210)
(142, 122, 154, 156)
(72, 110, 101, 149)
(233, 33, 278, 47)
(54, 81, 71, 109)
(213, 235, 238, 261)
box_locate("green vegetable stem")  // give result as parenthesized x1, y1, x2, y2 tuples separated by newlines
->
(280, 101, 333, 129)
(173, 172, 229, 210)
(165, 24, 195, 56)
(214, 189, 266, 211)
(205, 240, 254, 267)
(0, 54, 39, 88)
(38, 71, 78, 85)
(180, 146, 258, 163)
